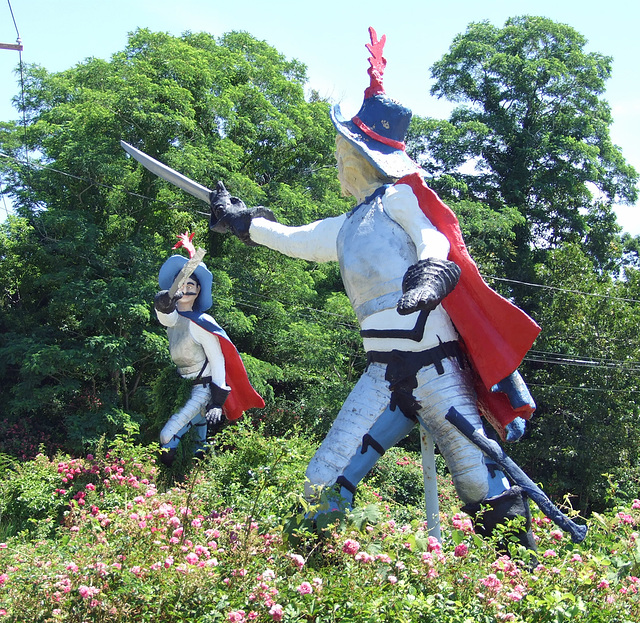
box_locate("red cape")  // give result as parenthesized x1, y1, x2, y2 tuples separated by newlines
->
(179, 311, 265, 421)
(397, 174, 541, 432)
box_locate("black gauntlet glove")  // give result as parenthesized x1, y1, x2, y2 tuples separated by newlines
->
(397, 258, 461, 316)
(154, 289, 183, 314)
(205, 382, 231, 434)
(209, 181, 277, 246)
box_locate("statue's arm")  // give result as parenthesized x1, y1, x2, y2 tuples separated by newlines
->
(249, 214, 346, 263)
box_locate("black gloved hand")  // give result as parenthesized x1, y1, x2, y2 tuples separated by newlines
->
(209, 181, 277, 245)
(154, 289, 183, 314)
(397, 258, 461, 316)
(205, 383, 231, 435)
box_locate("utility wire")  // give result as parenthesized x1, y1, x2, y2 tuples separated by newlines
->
(4, 143, 639, 309)
(485, 275, 640, 305)
(6, 0, 19, 37)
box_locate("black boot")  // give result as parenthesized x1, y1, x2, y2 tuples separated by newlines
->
(159, 447, 178, 467)
(463, 486, 537, 553)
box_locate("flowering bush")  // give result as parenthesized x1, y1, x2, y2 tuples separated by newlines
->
(0, 426, 639, 621)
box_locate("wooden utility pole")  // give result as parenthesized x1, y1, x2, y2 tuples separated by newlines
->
(0, 41, 22, 51)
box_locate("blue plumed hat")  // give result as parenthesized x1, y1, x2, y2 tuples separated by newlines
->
(158, 233, 213, 312)
(330, 27, 422, 179)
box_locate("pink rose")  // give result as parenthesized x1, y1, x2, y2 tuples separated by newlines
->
(454, 543, 469, 557)
(269, 604, 284, 621)
(296, 582, 313, 595)
(342, 539, 360, 555)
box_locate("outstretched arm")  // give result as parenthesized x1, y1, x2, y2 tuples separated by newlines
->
(249, 215, 345, 262)
(210, 180, 344, 262)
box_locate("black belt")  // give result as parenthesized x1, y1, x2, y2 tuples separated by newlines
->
(193, 376, 212, 386)
(367, 341, 466, 420)
(366, 340, 465, 376)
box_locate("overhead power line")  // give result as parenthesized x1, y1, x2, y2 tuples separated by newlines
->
(486, 275, 640, 305)
(3, 146, 640, 308)
(2, 0, 22, 50)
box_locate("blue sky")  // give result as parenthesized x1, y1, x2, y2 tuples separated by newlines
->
(1, 0, 638, 231)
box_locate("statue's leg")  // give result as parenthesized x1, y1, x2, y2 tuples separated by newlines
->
(305, 362, 412, 509)
(159, 384, 210, 465)
(413, 357, 501, 504)
(414, 359, 535, 550)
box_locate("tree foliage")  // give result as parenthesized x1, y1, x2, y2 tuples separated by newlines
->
(0, 29, 356, 451)
(408, 15, 638, 276)
(0, 21, 639, 513)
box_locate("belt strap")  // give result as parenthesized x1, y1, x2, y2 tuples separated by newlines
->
(366, 340, 464, 375)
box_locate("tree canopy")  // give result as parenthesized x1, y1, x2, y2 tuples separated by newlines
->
(1, 21, 639, 512)
(407, 15, 638, 277)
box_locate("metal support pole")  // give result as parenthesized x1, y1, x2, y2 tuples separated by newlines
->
(420, 425, 441, 540)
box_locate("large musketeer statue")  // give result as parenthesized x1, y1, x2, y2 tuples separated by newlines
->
(154, 232, 264, 466)
(122, 28, 586, 545)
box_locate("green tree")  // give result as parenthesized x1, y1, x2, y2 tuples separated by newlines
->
(510, 244, 640, 511)
(408, 15, 638, 278)
(0, 29, 355, 452)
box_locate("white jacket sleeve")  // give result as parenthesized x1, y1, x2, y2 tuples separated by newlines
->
(156, 309, 179, 327)
(383, 184, 450, 261)
(248, 214, 346, 263)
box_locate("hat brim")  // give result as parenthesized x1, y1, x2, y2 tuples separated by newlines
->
(158, 255, 213, 312)
(331, 104, 422, 180)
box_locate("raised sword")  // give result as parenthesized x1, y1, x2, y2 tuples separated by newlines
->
(120, 141, 212, 204)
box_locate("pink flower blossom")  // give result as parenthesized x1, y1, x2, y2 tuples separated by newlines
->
(342, 539, 360, 555)
(427, 536, 442, 553)
(597, 579, 610, 590)
(632, 499, 640, 509)
(452, 513, 474, 533)
(388, 574, 398, 584)
(421, 552, 435, 566)
(227, 611, 246, 622)
(78, 585, 101, 599)
(454, 543, 469, 558)
(186, 553, 199, 565)
(479, 574, 502, 593)
(289, 553, 305, 569)
(297, 582, 313, 595)
(617, 512, 635, 525)
(269, 604, 284, 621)
(550, 530, 563, 541)
(355, 551, 374, 563)
(0, 574, 8, 586)
(506, 589, 524, 601)
(543, 549, 557, 558)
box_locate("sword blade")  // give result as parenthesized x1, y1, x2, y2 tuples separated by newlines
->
(120, 141, 212, 204)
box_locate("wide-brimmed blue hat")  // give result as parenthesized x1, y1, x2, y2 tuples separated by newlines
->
(331, 27, 422, 179)
(158, 255, 213, 312)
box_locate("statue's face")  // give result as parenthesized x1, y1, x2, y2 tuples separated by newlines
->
(335, 136, 366, 198)
(178, 277, 200, 311)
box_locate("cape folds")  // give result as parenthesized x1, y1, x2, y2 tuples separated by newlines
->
(397, 174, 541, 434)
(178, 311, 265, 420)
